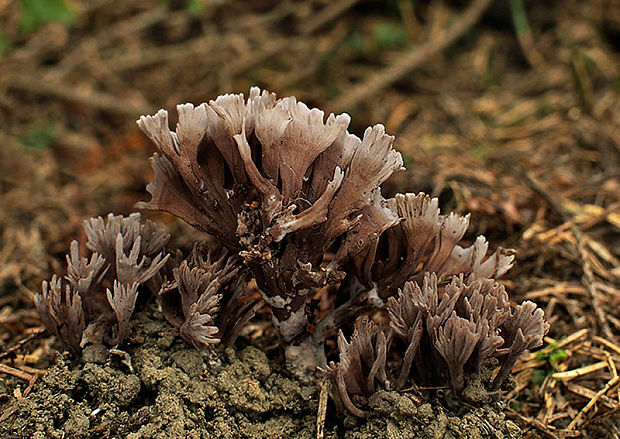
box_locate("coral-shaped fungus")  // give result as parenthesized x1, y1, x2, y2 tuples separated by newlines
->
(36, 88, 549, 416)
(159, 244, 259, 350)
(35, 213, 170, 352)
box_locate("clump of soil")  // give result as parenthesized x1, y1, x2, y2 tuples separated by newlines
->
(0, 307, 521, 439)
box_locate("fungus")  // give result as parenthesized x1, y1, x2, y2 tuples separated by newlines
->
(35, 213, 170, 351)
(384, 273, 548, 392)
(326, 316, 388, 417)
(160, 244, 259, 350)
(137, 88, 403, 366)
(35, 89, 549, 418)
(35, 275, 85, 355)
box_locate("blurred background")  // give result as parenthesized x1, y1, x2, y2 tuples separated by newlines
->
(0, 0, 619, 435)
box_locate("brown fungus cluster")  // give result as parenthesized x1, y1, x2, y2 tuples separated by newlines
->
(136, 89, 403, 359)
(35, 213, 170, 353)
(35, 88, 549, 416)
(327, 273, 549, 415)
(160, 243, 259, 350)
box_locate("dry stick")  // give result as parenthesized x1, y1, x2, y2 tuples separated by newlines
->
(552, 361, 608, 380)
(330, 0, 493, 112)
(106, 3, 295, 74)
(7, 75, 152, 117)
(538, 329, 589, 358)
(593, 336, 620, 356)
(278, 26, 348, 90)
(507, 409, 561, 439)
(107, 36, 217, 72)
(51, 5, 169, 80)
(299, 0, 360, 35)
(525, 284, 587, 300)
(566, 382, 619, 410)
(233, 2, 295, 30)
(523, 172, 615, 342)
(0, 364, 34, 382)
(9, 0, 114, 61)
(0, 328, 44, 360)
(17, 365, 47, 376)
(536, 202, 620, 243)
(226, 39, 291, 80)
(78, 51, 150, 109)
(508, 0, 544, 68)
(573, 224, 615, 341)
(198, 38, 291, 97)
(567, 375, 620, 430)
(316, 378, 329, 439)
(22, 374, 38, 398)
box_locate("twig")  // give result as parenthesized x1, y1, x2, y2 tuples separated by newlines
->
(330, 0, 493, 111)
(507, 409, 561, 439)
(106, 36, 218, 73)
(567, 375, 620, 430)
(593, 336, 620, 356)
(226, 39, 291, 81)
(521, 172, 566, 219)
(0, 364, 33, 382)
(552, 361, 608, 380)
(16, 365, 47, 376)
(22, 374, 38, 398)
(299, 0, 360, 35)
(522, 172, 615, 341)
(524, 283, 587, 300)
(566, 382, 619, 410)
(508, 0, 544, 68)
(7, 75, 152, 116)
(51, 5, 169, 80)
(316, 377, 329, 439)
(277, 25, 348, 90)
(0, 328, 44, 360)
(573, 224, 615, 341)
(522, 328, 589, 362)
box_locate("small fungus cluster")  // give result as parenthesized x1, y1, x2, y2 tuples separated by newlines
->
(36, 88, 549, 416)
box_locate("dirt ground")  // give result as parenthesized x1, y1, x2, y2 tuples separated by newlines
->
(0, 305, 523, 439)
(0, 0, 619, 438)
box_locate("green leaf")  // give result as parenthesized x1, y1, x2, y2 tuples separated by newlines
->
(187, 0, 204, 16)
(509, 0, 530, 35)
(373, 20, 409, 49)
(549, 349, 568, 364)
(0, 34, 10, 54)
(19, 123, 56, 150)
(530, 368, 548, 386)
(19, 0, 75, 34)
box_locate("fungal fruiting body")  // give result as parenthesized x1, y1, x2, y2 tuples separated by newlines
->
(36, 89, 549, 416)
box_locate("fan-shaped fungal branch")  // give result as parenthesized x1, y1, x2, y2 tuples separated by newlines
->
(160, 245, 256, 351)
(326, 316, 388, 417)
(35, 275, 85, 355)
